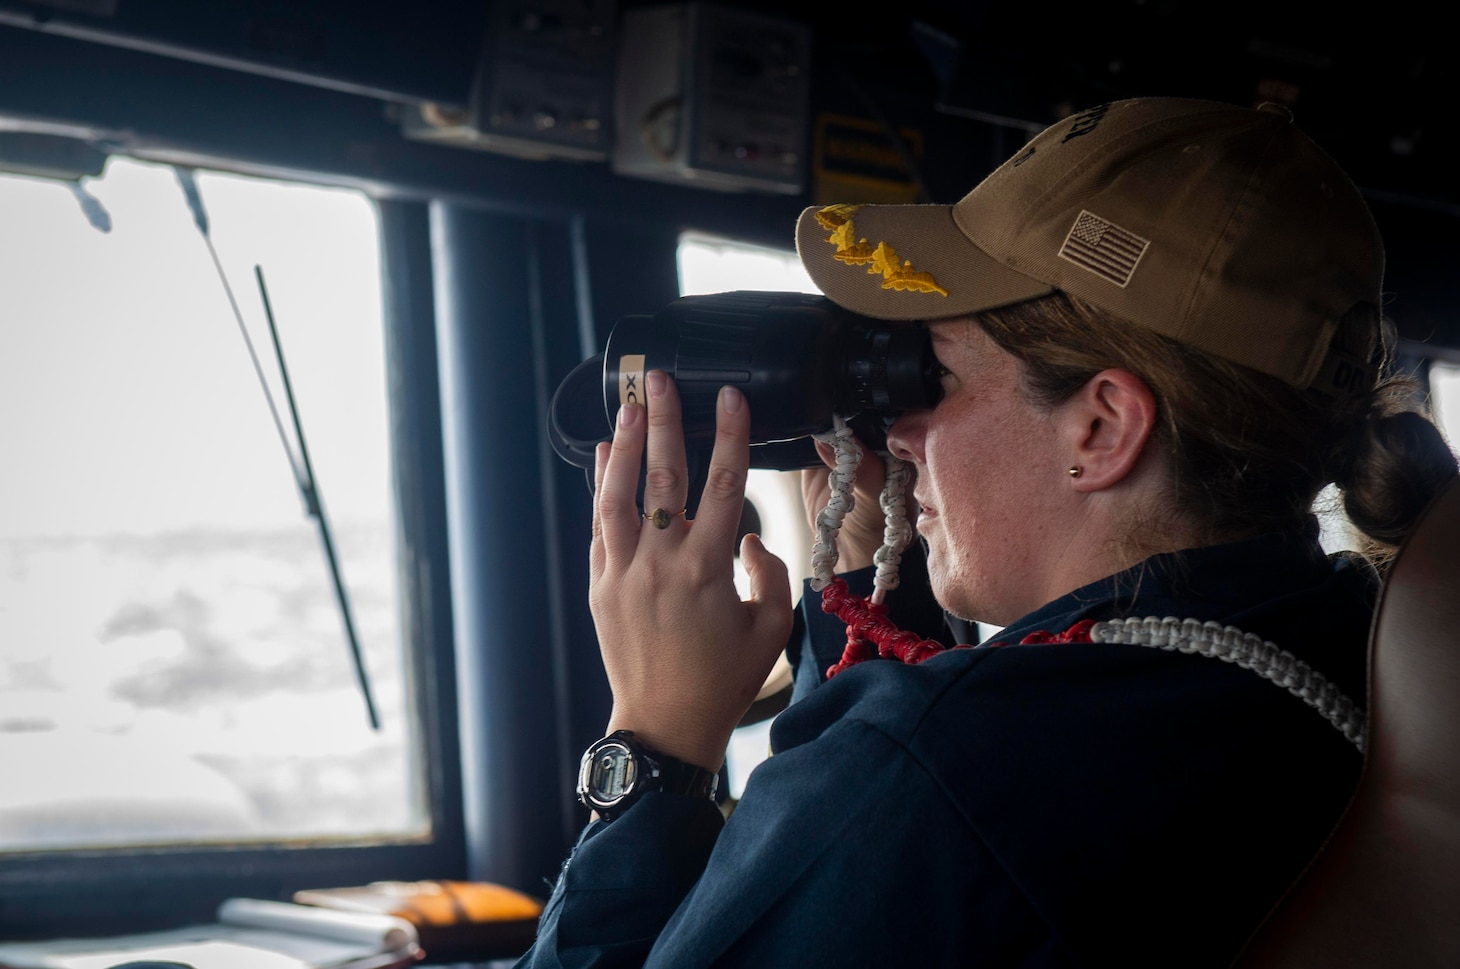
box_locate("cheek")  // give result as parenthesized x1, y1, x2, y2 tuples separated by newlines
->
(922, 403, 1059, 548)
(920, 426, 979, 506)
(922, 399, 1032, 493)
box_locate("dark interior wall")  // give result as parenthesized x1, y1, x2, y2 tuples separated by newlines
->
(0, 24, 803, 233)
(4, 2, 1455, 245)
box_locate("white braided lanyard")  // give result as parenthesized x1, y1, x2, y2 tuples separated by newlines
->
(808, 416, 915, 605)
(1089, 616, 1367, 752)
(804, 418, 1368, 753)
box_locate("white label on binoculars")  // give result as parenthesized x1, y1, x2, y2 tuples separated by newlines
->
(619, 355, 647, 407)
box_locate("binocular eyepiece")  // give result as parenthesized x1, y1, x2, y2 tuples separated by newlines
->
(548, 291, 943, 494)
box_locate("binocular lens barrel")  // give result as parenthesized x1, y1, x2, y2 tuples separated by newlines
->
(548, 291, 943, 472)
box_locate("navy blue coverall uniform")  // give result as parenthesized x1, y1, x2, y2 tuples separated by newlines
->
(516, 527, 1371, 968)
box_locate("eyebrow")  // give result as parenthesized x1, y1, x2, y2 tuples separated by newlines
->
(928, 321, 966, 348)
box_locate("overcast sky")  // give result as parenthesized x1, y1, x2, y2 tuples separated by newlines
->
(0, 158, 390, 540)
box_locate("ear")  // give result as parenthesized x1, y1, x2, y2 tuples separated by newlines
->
(1061, 369, 1158, 492)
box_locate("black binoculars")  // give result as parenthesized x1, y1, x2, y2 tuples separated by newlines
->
(548, 290, 943, 504)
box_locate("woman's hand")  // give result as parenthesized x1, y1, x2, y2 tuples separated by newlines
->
(590, 370, 792, 771)
(800, 437, 895, 574)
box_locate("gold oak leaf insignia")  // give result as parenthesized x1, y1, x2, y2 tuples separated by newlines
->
(869, 242, 948, 296)
(814, 203, 862, 230)
(828, 221, 877, 265)
(815, 204, 948, 297)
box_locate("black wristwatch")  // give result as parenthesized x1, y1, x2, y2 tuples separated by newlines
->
(576, 730, 719, 821)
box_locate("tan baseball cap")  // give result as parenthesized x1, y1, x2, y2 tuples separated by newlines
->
(795, 97, 1384, 389)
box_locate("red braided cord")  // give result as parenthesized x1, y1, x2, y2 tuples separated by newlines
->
(1013, 619, 1097, 645)
(821, 578, 964, 678)
(820, 580, 1100, 678)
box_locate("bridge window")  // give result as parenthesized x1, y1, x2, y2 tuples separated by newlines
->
(1431, 361, 1460, 443)
(0, 158, 426, 852)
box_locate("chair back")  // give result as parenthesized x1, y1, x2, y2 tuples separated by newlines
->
(1234, 476, 1460, 967)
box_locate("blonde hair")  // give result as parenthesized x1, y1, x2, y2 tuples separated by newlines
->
(974, 293, 1459, 572)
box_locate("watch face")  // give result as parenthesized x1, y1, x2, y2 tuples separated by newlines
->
(583, 738, 638, 807)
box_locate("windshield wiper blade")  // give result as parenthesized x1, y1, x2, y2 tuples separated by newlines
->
(174, 165, 381, 731)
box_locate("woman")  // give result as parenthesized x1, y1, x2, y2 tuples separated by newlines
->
(518, 98, 1458, 967)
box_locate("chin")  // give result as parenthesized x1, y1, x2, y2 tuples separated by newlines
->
(925, 564, 974, 623)
(927, 563, 1003, 627)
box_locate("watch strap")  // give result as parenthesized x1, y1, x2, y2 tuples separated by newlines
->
(653, 753, 719, 801)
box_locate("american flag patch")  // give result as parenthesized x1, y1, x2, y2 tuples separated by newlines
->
(1058, 210, 1149, 287)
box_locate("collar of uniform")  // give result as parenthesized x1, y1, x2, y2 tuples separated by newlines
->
(988, 525, 1338, 648)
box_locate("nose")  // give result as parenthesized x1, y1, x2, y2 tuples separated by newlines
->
(885, 408, 927, 464)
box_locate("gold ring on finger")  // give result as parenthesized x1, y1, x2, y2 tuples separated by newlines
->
(646, 507, 687, 529)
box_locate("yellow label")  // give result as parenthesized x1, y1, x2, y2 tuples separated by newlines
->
(618, 354, 647, 407)
(812, 114, 924, 204)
